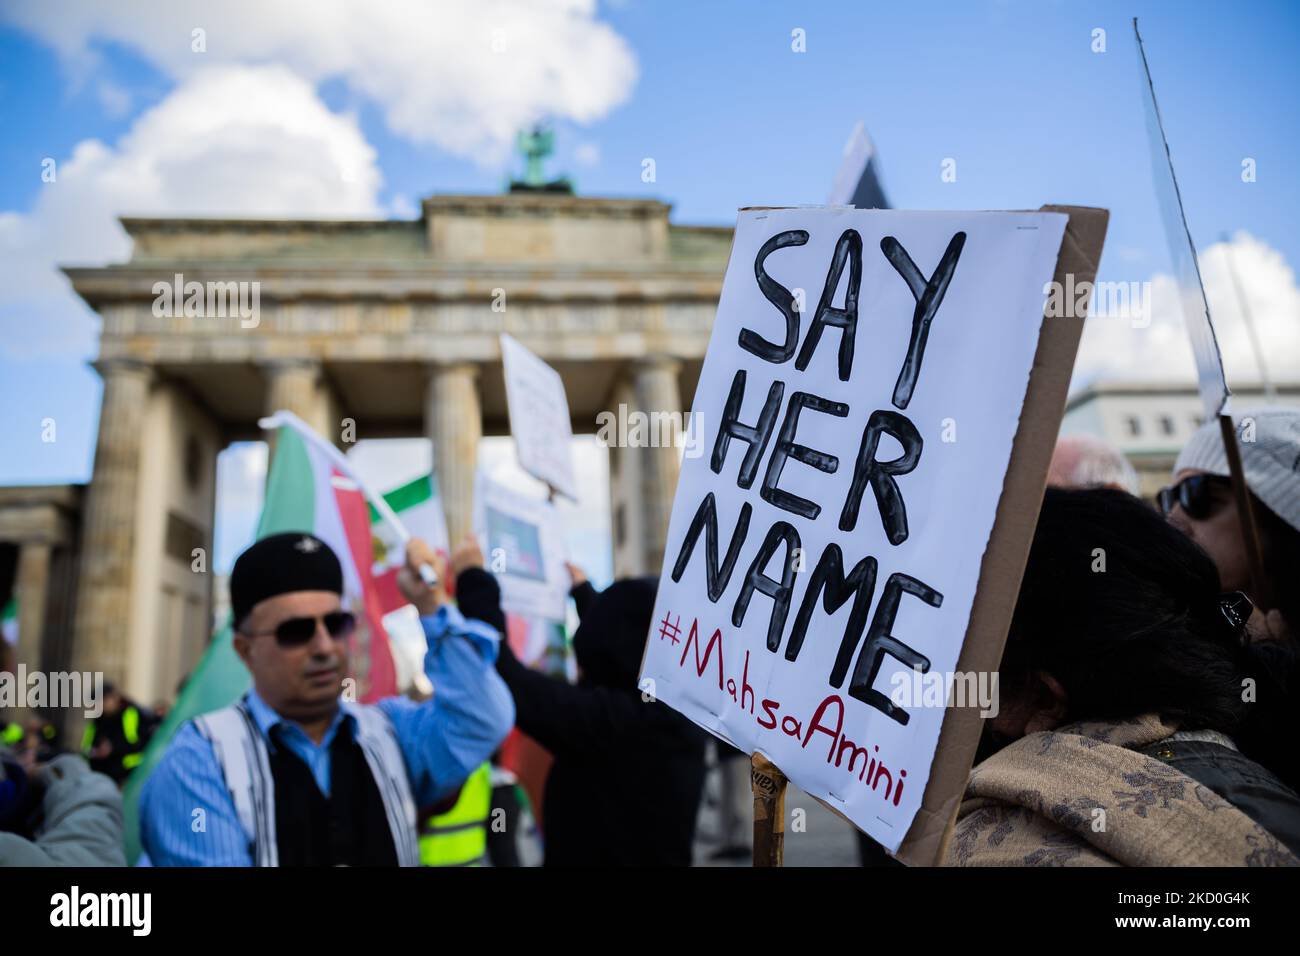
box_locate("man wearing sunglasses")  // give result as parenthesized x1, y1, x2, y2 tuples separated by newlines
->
(139, 532, 514, 866)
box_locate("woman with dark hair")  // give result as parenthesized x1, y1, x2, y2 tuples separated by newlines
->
(949, 487, 1300, 866)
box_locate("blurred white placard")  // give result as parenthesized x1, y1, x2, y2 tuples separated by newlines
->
(501, 333, 579, 500)
(473, 470, 569, 622)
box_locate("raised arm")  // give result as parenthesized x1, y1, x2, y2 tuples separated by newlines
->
(455, 563, 643, 759)
(378, 539, 514, 807)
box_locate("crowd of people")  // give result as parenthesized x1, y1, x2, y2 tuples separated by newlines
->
(2, 406, 1298, 867)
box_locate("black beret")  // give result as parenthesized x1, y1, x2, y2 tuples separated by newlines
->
(230, 532, 343, 628)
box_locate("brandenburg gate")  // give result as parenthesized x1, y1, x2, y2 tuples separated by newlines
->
(33, 188, 731, 705)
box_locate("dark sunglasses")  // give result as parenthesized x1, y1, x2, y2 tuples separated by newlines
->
(1156, 474, 1231, 521)
(241, 610, 356, 648)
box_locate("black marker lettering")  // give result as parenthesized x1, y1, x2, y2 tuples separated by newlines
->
(839, 409, 922, 545)
(788, 544, 877, 672)
(796, 229, 863, 381)
(732, 521, 801, 653)
(711, 370, 784, 489)
(761, 391, 849, 521)
(847, 572, 943, 725)
(670, 493, 753, 602)
(741, 230, 810, 363)
(880, 232, 966, 409)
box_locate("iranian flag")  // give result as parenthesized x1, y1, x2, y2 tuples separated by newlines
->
(123, 410, 410, 861)
(370, 473, 450, 614)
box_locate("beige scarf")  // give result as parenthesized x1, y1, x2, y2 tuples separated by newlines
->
(947, 714, 1298, 867)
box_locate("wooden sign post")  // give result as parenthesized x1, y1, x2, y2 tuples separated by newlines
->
(750, 753, 788, 867)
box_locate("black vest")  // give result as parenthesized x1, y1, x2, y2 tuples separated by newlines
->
(267, 723, 399, 866)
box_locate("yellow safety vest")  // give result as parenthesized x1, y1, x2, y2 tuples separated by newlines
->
(81, 705, 145, 770)
(121, 706, 143, 769)
(419, 762, 492, 867)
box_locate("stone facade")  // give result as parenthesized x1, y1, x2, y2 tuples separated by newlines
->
(55, 192, 734, 705)
(1062, 380, 1300, 497)
(0, 485, 82, 725)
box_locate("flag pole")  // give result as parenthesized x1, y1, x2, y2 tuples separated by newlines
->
(1218, 238, 1276, 597)
(1218, 414, 1271, 610)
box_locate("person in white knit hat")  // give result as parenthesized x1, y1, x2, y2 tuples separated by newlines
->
(1159, 407, 1300, 643)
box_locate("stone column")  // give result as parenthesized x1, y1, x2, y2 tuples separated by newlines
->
(606, 377, 642, 578)
(14, 541, 51, 698)
(425, 363, 482, 546)
(72, 359, 152, 684)
(634, 356, 684, 574)
(263, 358, 329, 447)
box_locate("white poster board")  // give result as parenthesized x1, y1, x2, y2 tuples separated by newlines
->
(473, 470, 569, 623)
(640, 207, 1067, 852)
(1134, 22, 1231, 419)
(501, 333, 579, 500)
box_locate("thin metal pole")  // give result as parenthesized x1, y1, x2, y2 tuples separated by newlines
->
(1219, 413, 1270, 611)
(1220, 232, 1276, 401)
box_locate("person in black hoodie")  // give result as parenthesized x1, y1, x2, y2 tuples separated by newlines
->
(451, 538, 708, 866)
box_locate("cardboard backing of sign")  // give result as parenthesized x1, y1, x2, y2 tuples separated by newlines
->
(891, 204, 1110, 866)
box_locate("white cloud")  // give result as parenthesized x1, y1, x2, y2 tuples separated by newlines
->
(0, 64, 384, 359)
(1073, 231, 1300, 391)
(94, 78, 132, 118)
(4, 0, 638, 164)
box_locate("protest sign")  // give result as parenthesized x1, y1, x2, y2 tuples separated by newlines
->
(473, 470, 570, 622)
(501, 332, 579, 501)
(827, 121, 889, 209)
(1134, 20, 1229, 421)
(640, 204, 1108, 858)
(1134, 20, 1268, 605)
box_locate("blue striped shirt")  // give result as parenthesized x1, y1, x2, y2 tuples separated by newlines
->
(139, 604, 514, 866)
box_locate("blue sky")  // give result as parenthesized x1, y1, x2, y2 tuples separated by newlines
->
(1, 0, 1297, 573)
